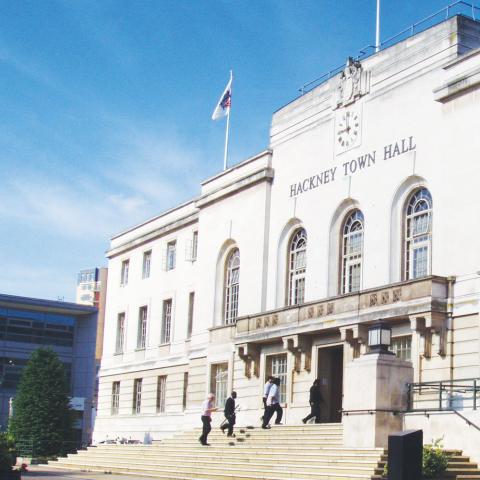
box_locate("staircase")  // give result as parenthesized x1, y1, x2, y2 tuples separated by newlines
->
(45, 423, 480, 480)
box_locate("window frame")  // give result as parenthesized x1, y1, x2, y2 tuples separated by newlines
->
(166, 241, 176, 271)
(161, 299, 172, 344)
(210, 362, 229, 408)
(115, 312, 125, 354)
(133, 378, 142, 415)
(142, 250, 152, 279)
(137, 306, 148, 350)
(111, 381, 120, 415)
(223, 248, 240, 325)
(120, 259, 129, 287)
(287, 229, 307, 306)
(404, 188, 432, 280)
(265, 353, 288, 404)
(341, 210, 364, 294)
(156, 375, 167, 413)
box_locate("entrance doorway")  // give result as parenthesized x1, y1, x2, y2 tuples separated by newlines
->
(316, 345, 343, 423)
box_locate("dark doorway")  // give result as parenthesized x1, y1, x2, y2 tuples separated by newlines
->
(317, 345, 343, 423)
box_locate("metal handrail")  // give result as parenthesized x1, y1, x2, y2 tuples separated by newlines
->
(341, 408, 404, 415)
(298, 1, 480, 95)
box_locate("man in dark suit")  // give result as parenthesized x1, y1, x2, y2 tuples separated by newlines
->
(302, 378, 324, 424)
(220, 391, 237, 437)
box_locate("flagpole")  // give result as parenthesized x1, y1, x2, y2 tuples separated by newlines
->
(223, 70, 233, 171)
(223, 107, 230, 171)
(375, 0, 381, 52)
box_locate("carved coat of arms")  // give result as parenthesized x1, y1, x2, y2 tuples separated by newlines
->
(333, 57, 370, 109)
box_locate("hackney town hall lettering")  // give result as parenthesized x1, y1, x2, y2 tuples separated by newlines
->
(289, 136, 416, 197)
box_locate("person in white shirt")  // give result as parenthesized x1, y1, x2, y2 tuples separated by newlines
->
(199, 393, 218, 445)
(261, 376, 274, 421)
(262, 377, 283, 428)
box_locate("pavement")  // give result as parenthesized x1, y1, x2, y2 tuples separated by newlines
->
(19, 465, 142, 480)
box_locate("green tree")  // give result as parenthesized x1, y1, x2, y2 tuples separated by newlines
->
(8, 348, 73, 458)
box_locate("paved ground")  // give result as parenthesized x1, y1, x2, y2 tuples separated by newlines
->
(20, 465, 141, 480)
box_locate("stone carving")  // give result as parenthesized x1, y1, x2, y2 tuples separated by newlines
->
(237, 343, 260, 378)
(333, 57, 370, 109)
(370, 293, 378, 307)
(282, 335, 312, 373)
(392, 288, 402, 302)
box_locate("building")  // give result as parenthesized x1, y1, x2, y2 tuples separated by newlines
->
(77, 267, 108, 363)
(0, 293, 97, 444)
(94, 14, 480, 458)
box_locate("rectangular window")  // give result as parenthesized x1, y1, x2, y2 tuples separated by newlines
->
(133, 378, 142, 414)
(210, 363, 228, 408)
(182, 372, 188, 410)
(266, 354, 288, 404)
(156, 375, 167, 413)
(142, 250, 152, 279)
(120, 260, 129, 286)
(187, 292, 194, 339)
(115, 313, 125, 354)
(192, 231, 198, 261)
(390, 336, 412, 362)
(166, 241, 176, 271)
(111, 381, 120, 415)
(412, 245, 428, 279)
(137, 306, 148, 349)
(161, 299, 172, 344)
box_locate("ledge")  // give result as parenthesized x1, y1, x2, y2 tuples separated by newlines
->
(433, 64, 480, 102)
(234, 276, 448, 344)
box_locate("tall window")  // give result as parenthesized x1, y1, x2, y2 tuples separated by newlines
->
(341, 210, 364, 294)
(405, 188, 432, 280)
(182, 372, 188, 410)
(210, 363, 228, 407)
(156, 376, 167, 413)
(115, 313, 125, 354)
(161, 299, 172, 344)
(224, 248, 240, 324)
(192, 231, 198, 261)
(288, 229, 307, 306)
(142, 250, 152, 279)
(187, 292, 195, 339)
(166, 241, 176, 271)
(111, 381, 120, 415)
(266, 354, 288, 404)
(137, 306, 148, 349)
(390, 336, 412, 362)
(133, 378, 142, 414)
(120, 260, 129, 286)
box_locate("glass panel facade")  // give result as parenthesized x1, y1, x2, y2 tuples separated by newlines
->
(0, 309, 75, 347)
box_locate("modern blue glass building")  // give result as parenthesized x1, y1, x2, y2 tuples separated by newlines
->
(0, 293, 97, 444)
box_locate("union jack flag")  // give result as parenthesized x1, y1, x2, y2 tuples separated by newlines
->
(212, 73, 232, 120)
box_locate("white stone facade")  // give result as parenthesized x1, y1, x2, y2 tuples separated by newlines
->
(94, 16, 480, 455)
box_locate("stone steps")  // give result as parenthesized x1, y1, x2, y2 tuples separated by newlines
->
(47, 424, 384, 480)
(47, 421, 480, 480)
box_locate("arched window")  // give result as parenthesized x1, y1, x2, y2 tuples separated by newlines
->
(287, 229, 307, 306)
(224, 248, 240, 324)
(404, 188, 432, 280)
(341, 210, 364, 294)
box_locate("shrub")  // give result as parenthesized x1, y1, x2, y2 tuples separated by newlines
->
(0, 432, 15, 473)
(423, 438, 449, 478)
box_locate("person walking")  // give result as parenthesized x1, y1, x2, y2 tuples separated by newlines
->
(262, 377, 283, 428)
(302, 379, 323, 424)
(199, 393, 217, 445)
(261, 376, 274, 421)
(220, 391, 237, 437)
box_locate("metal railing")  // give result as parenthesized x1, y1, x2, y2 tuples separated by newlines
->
(407, 377, 480, 412)
(15, 439, 82, 459)
(299, 1, 480, 95)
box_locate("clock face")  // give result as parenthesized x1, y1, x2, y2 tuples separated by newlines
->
(336, 110, 360, 149)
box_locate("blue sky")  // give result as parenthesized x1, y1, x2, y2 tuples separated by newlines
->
(0, 0, 468, 301)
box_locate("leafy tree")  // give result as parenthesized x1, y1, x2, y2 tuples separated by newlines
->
(8, 348, 73, 458)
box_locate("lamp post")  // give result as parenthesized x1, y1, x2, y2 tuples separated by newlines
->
(367, 322, 394, 355)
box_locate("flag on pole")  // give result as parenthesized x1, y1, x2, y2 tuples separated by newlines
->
(212, 73, 232, 120)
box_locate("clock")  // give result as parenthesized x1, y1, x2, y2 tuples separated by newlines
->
(335, 108, 361, 153)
